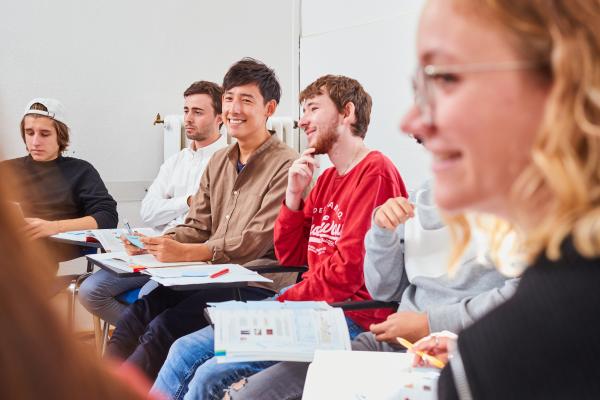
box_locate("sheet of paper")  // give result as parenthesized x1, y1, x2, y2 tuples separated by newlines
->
(51, 230, 91, 242)
(150, 269, 272, 286)
(87, 251, 206, 271)
(147, 264, 253, 278)
(303, 350, 439, 400)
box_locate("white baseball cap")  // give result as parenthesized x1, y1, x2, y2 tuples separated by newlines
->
(23, 98, 69, 126)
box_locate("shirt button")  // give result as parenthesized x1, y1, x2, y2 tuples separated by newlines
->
(233, 191, 238, 196)
(225, 215, 230, 219)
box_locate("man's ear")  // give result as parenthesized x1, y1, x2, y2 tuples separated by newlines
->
(343, 101, 356, 125)
(265, 99, 277, 117)
(215, 114, 223, 127)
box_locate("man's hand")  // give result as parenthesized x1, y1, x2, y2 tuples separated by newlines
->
(369, 311, 430, 344)
(120, 232, 148, 256)
(373, 197, 415, 231)
(285, 148, 319, 211)
(141, 236, 186, 262)
(23, 217, 60, 240)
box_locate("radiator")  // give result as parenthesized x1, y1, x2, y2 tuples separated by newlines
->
(267, 116, 300, 152)
(162, 114, 185, 162)
(161, 115, 300, 162)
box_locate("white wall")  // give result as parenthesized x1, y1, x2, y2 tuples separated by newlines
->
(0, 0, 300, 212)
(300, 0, 430, 191)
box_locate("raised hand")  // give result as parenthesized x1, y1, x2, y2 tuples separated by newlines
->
(285, 147, 319, 211)
(373, 196, 415, 231)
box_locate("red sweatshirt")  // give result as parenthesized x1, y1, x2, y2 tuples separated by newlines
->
(275, 151, 407, 330)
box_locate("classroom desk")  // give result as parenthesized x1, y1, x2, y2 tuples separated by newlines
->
(84, 255, 250, 293)
(49, 235, 103, 249)
(47, 236, 105, 330)
(49, 235, 104, 272)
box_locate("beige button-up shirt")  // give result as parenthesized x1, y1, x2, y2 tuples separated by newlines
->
(165, 133, 299, 292)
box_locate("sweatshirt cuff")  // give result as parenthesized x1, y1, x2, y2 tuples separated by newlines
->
(278, 199, 306, 221)
(367, 219, 399, 247)
(427, 303, 465, 334)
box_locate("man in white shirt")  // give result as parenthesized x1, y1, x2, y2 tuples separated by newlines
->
(141, 81, 228, 233)
(79, 81, 227, 325)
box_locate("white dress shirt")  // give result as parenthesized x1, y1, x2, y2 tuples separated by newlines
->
(140, 134, 228, 233)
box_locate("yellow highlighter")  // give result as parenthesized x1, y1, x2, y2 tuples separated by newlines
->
(397, 337, 446, 369)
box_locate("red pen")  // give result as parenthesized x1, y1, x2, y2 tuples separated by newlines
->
(131, 265, 146, 273)
(209, 268, 229, 279)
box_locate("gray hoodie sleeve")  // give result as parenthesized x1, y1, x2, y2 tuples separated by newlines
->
(363, 216, 408, 301)
(426, 272, 519, 333)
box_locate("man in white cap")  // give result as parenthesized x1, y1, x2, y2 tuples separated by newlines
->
(1, 98, 118, 265)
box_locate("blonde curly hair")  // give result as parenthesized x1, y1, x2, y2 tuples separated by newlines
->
(448, 0, 600, 266)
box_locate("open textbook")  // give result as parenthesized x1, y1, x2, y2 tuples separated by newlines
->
(303, 350, 440, 400)
(208, 301, 352, 363)
(52, 228, 159, 252)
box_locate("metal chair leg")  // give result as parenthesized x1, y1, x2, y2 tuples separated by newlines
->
(68, 272, 93, 331)
(101, 320, 110, 356)
(67, 280, 76, 331)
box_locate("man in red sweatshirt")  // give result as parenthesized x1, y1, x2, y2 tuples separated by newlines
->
(274, 74, 407, 330)
(152, 75, 407, 400)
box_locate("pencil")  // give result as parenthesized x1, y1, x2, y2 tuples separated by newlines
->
(396, 337, 446, 369)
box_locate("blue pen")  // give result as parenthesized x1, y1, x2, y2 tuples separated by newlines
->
(123, 219, 134, 235)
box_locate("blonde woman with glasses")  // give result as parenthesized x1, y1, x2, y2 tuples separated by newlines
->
(403, 0, 600, 399)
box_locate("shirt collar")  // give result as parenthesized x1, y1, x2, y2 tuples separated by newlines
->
(226, 132, 278, 164)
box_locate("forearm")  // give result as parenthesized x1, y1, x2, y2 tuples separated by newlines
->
(57, 216, 98, 232)
(427, 277, 519, 333)
(179, 242, 213, 262)
(140, 195, 190, 227)
(364, 221, 406, 301)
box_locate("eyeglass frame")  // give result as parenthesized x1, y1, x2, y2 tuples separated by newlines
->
(412, 61, 541, 126)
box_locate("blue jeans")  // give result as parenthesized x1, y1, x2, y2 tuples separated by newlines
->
(151, 316, 364, 400)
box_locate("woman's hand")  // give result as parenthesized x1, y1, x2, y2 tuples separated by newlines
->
(411, 331, 458, 368)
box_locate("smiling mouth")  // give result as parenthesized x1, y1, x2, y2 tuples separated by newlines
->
(433, 151, 461, 162)
(228, 118, 246, 126)
(304, 128, 316, 137)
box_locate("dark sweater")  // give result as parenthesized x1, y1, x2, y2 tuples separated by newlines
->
(2, 155, 118, 229)
(439, 239, 600, 399)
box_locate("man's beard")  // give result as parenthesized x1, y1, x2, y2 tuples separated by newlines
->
(185, 126, 211, 141)
(312, 125, 339, 155)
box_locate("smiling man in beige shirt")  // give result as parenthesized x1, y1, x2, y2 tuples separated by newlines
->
(105, 58, 299, 380)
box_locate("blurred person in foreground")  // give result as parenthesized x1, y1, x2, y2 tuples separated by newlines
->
(0, 163, 155, 399)
(403, 0, 600, 398)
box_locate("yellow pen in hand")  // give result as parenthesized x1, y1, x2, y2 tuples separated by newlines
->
(397, 337, 446, 369)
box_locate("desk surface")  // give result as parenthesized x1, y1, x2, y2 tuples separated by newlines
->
(49, 236, 103, 249)
(85, 255, 249, 291)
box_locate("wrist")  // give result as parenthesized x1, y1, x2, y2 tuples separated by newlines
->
(55, 220, 62, 234)
(185, 243, 211, 262)
(285, 190, 302, 211)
